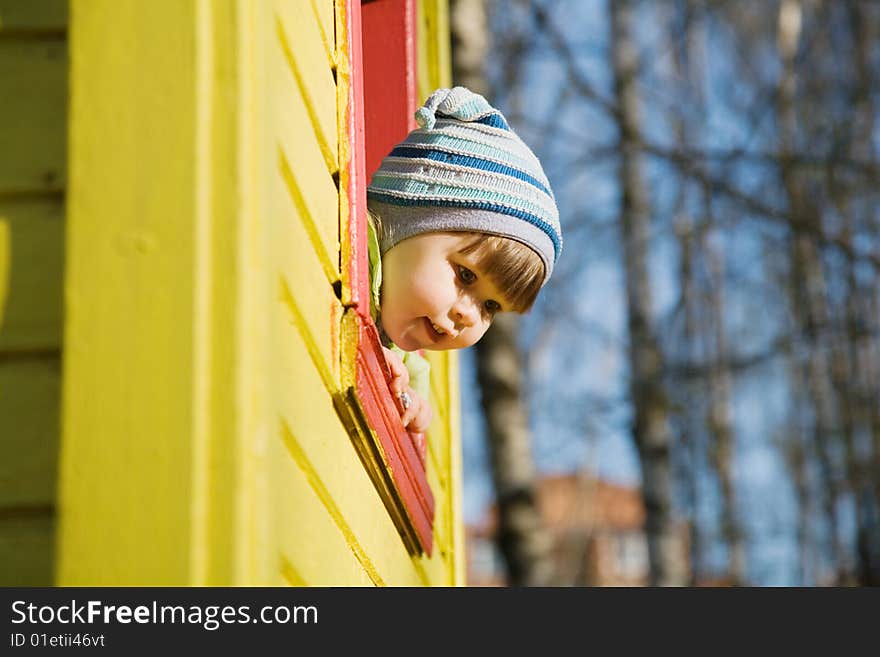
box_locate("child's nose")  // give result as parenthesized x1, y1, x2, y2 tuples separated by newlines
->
(451, 296, 480, 328)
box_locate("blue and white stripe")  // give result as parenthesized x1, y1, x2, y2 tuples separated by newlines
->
(372, 162, 558, 219)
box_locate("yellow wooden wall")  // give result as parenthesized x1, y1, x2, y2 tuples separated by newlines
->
(0, 0, 68, 586)
(53, 0, 462, 586)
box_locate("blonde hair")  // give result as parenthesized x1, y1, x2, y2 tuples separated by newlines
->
(457, 234, 544, 313)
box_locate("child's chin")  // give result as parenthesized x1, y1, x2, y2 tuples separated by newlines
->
(393, 336, 446, 352)
(387, 332, 421, 352)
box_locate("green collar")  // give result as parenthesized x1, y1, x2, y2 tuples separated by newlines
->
(367, 215, 382, 323)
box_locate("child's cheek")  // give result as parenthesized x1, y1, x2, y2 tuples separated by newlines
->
(407, 271, 441, 305)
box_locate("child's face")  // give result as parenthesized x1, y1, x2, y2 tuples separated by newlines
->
(380, 232, 511, 352)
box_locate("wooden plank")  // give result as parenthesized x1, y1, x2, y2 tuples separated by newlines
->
(0, 514, 54, 585)
(425, 419, 448, 490)
(274, 2, 340, 283)
(427, 350, 450, 430)
(424, 340, 459, 583)
(416, 0, 451, 103)
(424, 371, 458, 585)
(444, 349, 466, 584)
(308, 0, 334, 66)
(271, 305, 428, 585)
(275, 143, 338, 284)
(351, 310, 435, 555)
(0, 199, 64, 351)
(58, 0, 201, 586)
(274, 0, 338, 174)
(425, 453, 450, 550)
(0, 0, 67, 33)
(274, 174, 339, 383)
(337, 0, 369, 311)
(0, 38, 67, 193)
(271, 435, 377, 586)
(416, 438, 454, 585)
(0, 358, 60, 506)
(423, 351, 451, 485)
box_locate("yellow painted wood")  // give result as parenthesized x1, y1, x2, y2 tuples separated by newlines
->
(187, 0, 243, 586)
(0, 0, 67, 32)
(275, 120, 339, 284)
(206, 0, 422, 587)
(0, 200, 64, 350)
(240, 0, 428, 587)
(417, 0, 452, 103)
(429, 351, 450, 418)
(0, 515, 55, 586)
(445, 350, 466, 584)
(274, 0, 338, 174)
(425, 456, 450, 546)
(0, 218, 7, 327)
(273, 180, 339, 384)
(0, 359, 60, 506)
(308, 0, 335, 67)
(235, 0, 282, 587)
(273, 249, 427, 586)
(0, 39, 67, 193)
(59, 0, 204, 585)
(425, 414, 449, 492)
(55, 0, 459, 587)
(59, 0, 267, 586)
(271, 430, 376, 586)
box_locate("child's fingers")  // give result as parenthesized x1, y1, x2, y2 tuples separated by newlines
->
(400, 392, 417, 428)
(400, 389, 433, 433)
(399, 387, 422, 428)
(380, 349, 427, 430)
(381, 347, 409, 394)
(409, 398, 433, 434)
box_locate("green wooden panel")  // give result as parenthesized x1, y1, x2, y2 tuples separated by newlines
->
(0, 0, 67, 32)
(0, 38, 68, 193)
(0, 514, 54, 585)
(0, 199, 64, 351)
(0, 358, 61, 506)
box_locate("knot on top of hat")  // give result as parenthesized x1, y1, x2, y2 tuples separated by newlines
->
(414, 86, 507, 131)
(414, 104, 439, 130)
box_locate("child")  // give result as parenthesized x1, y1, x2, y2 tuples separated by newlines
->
(366, 86, 562, 434)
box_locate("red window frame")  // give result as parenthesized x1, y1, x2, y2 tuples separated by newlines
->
(338, 0, 435, 556)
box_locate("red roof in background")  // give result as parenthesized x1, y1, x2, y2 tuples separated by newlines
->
(467, 473, 646, 538)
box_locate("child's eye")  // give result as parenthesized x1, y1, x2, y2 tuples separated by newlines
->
(457, 265, 477, 285)
(484, 299, 502, 315)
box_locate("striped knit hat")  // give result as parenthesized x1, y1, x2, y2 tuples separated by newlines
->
(367, 86, 561, 285)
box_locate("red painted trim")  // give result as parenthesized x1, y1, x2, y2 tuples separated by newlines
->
(343, 0, 434, 556)
(354, 316, 435, 555)
(362, 0, 418, 181)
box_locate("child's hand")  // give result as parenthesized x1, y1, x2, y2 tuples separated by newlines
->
(382, 346, 433, 433)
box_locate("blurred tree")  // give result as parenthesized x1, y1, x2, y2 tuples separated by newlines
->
(610, 0, 687, 586)
(473, 0, 880, 586)
(451, 0, 554, 586)
(776, 0, 845, 583)
(667, 0, 743, 584)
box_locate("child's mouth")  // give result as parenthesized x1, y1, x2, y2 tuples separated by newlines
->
(423, 317, 445, 342)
